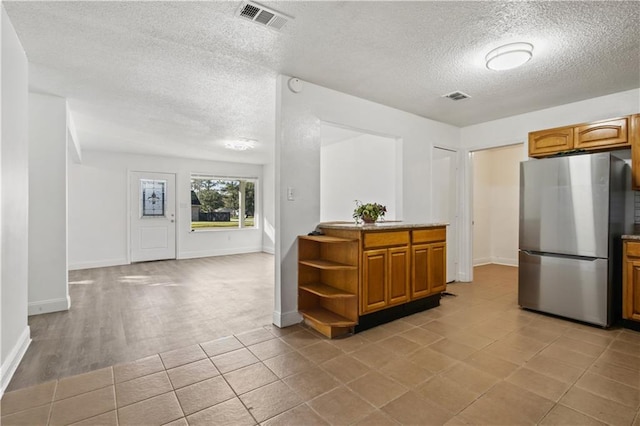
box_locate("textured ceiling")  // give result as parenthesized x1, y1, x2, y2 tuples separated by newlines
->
(4, 1, 640, 164)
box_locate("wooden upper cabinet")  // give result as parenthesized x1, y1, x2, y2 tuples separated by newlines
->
(529, 115, 634, 158)
(574, 117, 629, 150)
(529, 126, 574, 157)
(631, 114, 640, 190)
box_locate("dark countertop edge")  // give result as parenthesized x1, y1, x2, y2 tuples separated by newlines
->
(318, 221, 448, 230)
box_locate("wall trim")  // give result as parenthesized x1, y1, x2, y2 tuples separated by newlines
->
(473, 257, 492, 267)
(472, 257, 518, 268)
(28, 296, 70, 316)
(492, 257, 518, 267)
(179, 246, 263, 260)
(262, 246, 275, 255)
(1, 326, 31, 396)
(272, 310, 302, 328)
(68, 258, 129, 271)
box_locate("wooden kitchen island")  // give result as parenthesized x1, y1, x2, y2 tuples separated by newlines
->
(298, 222, 447, 338)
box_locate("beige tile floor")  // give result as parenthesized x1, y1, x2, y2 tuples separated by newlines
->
(2, 264, 640, 425)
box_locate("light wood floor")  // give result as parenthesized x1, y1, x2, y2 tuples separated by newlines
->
(7, 252, 274, 391)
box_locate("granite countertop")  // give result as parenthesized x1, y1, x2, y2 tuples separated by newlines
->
(318, 221, 448, 230)
(622, 224, 640, 240)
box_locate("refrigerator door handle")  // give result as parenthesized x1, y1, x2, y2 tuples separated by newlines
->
(521, 250, 601, 261)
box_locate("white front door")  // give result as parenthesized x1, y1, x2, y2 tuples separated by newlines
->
(432, 147, 458, 282)
(130, 171, 176, 262)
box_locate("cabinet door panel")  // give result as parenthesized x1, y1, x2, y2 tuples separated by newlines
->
(362, 249, 387, 313)
(388, 247, 409, 305)
(528, 126, 573, 157)
(411, 245, 430, 299)
(574, 117, 628, 150)
(624, 259, 640, 322)
(429, 243, 447, 294)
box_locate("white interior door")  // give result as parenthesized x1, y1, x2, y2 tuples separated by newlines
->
(130, 171, 176, 262)
(433, 148, 458, 282)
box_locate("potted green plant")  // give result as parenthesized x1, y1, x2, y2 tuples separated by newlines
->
(353, 200, 387, 224)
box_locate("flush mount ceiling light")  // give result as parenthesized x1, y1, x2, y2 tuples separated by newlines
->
(225, 139, 256, 151)
(485, 42, 534, 71)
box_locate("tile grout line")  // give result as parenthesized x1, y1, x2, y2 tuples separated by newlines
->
(212, 332, 267, 425)
(157, 351, 187, 425)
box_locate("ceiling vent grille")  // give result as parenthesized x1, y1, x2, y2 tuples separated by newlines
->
(236, 1, 292, 31)
(443, 91, 471, 101)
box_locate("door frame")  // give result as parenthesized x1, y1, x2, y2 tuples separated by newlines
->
(127, 169, 178, 264)
(465, 142, 526, 281)
(431, 145, 460, 283)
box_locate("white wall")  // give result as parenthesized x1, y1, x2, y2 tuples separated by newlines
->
(461, 89, 640, 151)
(320, 133, 401, 222)
(275, 75, 460, 327)
(262, 161, 275, 254)
(472, 144, 524, 266)
(472, 150, 491, 265)
(1, 6, 31, 394)
(68, 150, 266, 269)
(28, 92, 70, 315)
(459, 88, 640, 281)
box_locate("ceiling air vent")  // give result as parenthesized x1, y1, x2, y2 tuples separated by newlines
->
(236, 1, 292, 31)
(443, 91, 471, 101)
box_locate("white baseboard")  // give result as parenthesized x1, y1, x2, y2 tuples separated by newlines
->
(473, 257, 518, 267)
(272, 310, 302, 328)
(473, 257, 492, 266)
(492, 257, 518, 267)
(1, 326, 31, 396)
(457, 271, 471, 282)
(262, 246, 275, 255)
(28, 296, 70, 316)
(179, 246, 263, 259)
(68, 258, 128, 270)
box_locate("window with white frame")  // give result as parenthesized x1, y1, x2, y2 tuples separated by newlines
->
(190, 175, 257, 230)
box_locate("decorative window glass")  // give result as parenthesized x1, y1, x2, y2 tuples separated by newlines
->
(141, 179, 166, 217)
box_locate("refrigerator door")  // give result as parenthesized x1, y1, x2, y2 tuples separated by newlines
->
(520, 153, 610, 258)
(518, 250, 609, 326)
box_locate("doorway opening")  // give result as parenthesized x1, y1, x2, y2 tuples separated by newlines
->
(471, 144, 524, 267)
(432, 147, 459, 283)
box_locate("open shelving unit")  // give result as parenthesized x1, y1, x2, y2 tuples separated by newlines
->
(298, 234, 359, 338)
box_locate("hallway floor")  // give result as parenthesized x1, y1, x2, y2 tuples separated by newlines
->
(7, 252, 274, 391)
(2, 264, 640, 425)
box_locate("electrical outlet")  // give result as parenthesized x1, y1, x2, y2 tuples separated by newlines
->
(287, 187, 294, 201)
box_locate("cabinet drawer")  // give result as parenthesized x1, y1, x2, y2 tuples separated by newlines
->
(412, 227, 446, 244)
(363, 231, 409, 249)
(625, 241, 640, 258)
(574, 117, 628, 150)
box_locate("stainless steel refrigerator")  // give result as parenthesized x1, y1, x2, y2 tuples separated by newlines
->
(518, 152, 631, 327)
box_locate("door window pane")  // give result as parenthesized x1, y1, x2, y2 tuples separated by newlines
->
(141, 179, 166, 217)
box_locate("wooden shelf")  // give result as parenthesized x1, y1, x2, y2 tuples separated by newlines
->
(299, 259, 357, 270)
(299, 235, 357, 243)
(300, 283, 356, 298)
(299, 308, 357, 327)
